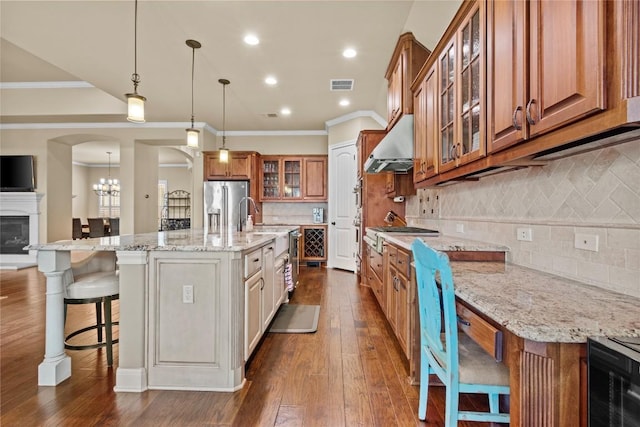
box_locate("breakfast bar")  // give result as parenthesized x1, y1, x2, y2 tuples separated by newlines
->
(31, 227, 296, 392)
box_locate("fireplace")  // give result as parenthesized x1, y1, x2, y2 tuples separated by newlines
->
(0, 192, 44, 269)
(0, 216, 29, 254)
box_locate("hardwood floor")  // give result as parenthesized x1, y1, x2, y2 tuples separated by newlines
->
(1, 265, 503, 426)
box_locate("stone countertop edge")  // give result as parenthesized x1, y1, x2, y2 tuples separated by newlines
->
(27, 226, 299, 253)
(381, 233, 511, 253)
(385, 233, 640, 343)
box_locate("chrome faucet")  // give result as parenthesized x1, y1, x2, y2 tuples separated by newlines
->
(237, 196, 259, 231)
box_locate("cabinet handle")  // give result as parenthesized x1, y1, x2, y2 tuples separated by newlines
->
(512, 106, 523, 130)
(260, 277, 265, 290)
(456, 315, 470, 326)
(449, 144, 457, 160)
(253, 258, 260, 262)
(526, 99, 537, 125)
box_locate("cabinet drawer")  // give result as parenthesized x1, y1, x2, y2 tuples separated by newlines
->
(396, 249, 411, 277)
(244, 248, 263, 278)
(456, 301, 503, 362)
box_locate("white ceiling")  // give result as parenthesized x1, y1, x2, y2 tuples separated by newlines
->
(0, 0, 461, 164)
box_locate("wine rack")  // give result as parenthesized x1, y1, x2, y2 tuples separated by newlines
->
(301, 225, 327, 263)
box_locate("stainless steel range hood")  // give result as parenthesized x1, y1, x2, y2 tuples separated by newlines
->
(364, 114, 414, 173)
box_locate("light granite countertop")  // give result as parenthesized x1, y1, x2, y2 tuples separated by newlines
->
(27, 226, 298, 253)
(381, 233, 639, 343)
(449, 262, 640, 343)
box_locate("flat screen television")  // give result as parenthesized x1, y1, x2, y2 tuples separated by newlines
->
(0, 155, 36, 192)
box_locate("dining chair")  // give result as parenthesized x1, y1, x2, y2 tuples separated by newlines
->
(411, 239, 510, 425)
(108, 218, 119, 236)
(87, 218, 106, 238)
(72, 218, 83, 239)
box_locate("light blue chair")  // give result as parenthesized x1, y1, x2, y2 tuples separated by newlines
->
(411, 239, 510, 425)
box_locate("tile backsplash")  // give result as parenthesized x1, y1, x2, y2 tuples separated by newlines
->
(407, 139, 640, 298)
(261, 202, 328, 225)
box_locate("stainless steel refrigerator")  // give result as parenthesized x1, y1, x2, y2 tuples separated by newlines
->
(204, 181, 249, 233)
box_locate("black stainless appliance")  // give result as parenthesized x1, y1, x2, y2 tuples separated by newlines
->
(364, 226, 439, 254)
(588, 336, 640, 426)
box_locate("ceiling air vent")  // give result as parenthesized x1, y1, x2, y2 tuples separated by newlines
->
(330, 79, 354, 91)
(261, 113, 279, 118)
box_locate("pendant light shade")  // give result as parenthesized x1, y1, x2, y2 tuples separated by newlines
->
(125, 0, 146, 123)
(219, 147, 229, 163)
(187, 128, 200, 148)
(219, 78, 230, 163)
(126, 93, 146, 123)
(185, 39, 202, 148)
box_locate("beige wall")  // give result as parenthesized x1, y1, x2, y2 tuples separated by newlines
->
(206, 134, 328, 155)
(407, 138, 640, 298)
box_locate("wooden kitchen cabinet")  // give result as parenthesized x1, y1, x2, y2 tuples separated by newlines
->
(385, 33, 431, 131)
(385, 171, 414, 197)
(259, 156, 327, 202)
(412, 63, 439, 184)
(385, 243, 411, 358)
(300, 225, 327, 264)
(203, 151, 257, 180)
(356, 130, 407, 284)
(412, 0, 637, 188)
(302, 156, 327, 200)
(487, 0, 605, 153)
(366, 244, 385, 312)
(438, 0, 486, 173)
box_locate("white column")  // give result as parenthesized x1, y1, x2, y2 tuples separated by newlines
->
(37, 250, 71, 385)
(114, 250, 148, 392)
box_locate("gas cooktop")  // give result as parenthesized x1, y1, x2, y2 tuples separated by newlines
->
(369, 226, 439, 235)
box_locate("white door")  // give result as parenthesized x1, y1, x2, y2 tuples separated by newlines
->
(328, 141, 357, 271)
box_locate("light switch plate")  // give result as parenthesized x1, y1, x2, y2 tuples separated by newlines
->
(182, 285, 194, 304)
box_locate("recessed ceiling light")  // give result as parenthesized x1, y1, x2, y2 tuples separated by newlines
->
(343, 48, 357, 58)
(265, 76, 278, 85)
(244, 34, 260, 45)
(339, 99, 350, 107)
(280, 107, 291, 116)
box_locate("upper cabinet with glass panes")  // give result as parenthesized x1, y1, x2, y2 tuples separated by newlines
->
(438, 0, 486, 173)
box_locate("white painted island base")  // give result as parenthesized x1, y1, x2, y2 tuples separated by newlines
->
(32, 228, 294, 392)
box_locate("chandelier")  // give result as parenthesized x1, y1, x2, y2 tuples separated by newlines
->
(93, 152, 120, 196)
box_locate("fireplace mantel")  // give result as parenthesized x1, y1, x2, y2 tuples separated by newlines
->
(0, 192, 44, 269)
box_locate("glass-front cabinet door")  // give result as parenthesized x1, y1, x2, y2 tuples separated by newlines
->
(439, 40, 456, 170)
(261, 158, 280, 200)
(282, 159, 301, 199)
(438, 0, 485, 173)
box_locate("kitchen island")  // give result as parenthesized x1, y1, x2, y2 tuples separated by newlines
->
(30, 226, 297, 392)
(381, 233, 640, 427)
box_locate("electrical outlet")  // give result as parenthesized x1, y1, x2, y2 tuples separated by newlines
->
(182, 285, 194, 304)
(575, 233, 599, 252)
(517, 228, 533, 242)
(456, 223, 464, 233)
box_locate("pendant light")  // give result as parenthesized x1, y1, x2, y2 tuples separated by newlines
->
(125, 0, 146, 123)
(185, 39, 201, 148)
(218, 78, 230, 163)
